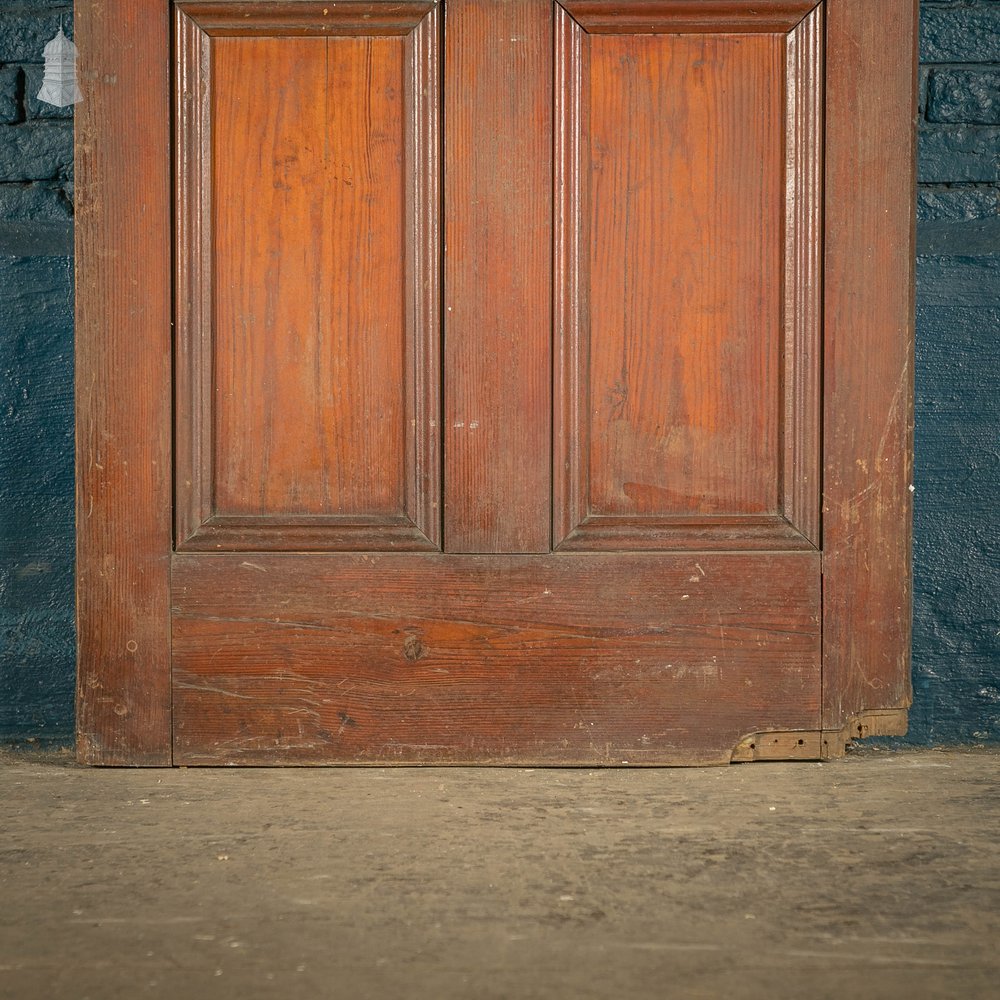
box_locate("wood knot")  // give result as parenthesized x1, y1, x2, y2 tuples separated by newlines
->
(403, 636, 426, 661)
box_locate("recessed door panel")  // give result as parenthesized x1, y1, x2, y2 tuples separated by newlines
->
(554, 2, 823, 550)
(174, 2, 441, 551)
(590, 32, 783, 517)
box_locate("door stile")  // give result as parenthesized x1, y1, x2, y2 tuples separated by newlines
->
(821, 0, 916, 747)
(443, 0, 554, 553)
(75, 0, 174, 764)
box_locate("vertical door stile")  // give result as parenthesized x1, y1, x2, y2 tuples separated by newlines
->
(443, 0, 554, 553)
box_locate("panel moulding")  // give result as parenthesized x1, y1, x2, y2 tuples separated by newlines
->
(553, 0, 824, 552)
(173, 1, 442, 552)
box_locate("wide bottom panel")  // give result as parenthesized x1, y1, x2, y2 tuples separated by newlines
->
(171, 553, 821, 765)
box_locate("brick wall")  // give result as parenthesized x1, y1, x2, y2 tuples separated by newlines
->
(919, 0, 1000, 216)
(912, 1, 1000, 743)
(0, 1, 75, 741)
(0, 1, 73, 222)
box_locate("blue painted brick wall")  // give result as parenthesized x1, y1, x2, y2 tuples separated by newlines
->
(1, 0, 75, 741)
(1, 1, 998, 744)
(913, 0, 1000, 743)
(0, 1, 73, 218)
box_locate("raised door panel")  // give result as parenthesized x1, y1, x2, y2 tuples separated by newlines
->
(174, 2, 441, 551)
(554, 1, 822, 550)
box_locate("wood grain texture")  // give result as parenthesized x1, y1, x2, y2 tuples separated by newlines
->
(75, 0, 173, 764)
(212, 34, 407, 517)
(78, 0, 914, 767)
(174, 4, 441, 551)
(822, 0, 916, 730)
(443, 0, 552, 553)
(555, 9, 820, 551)
(783, 6, 823, 547)
(559, 0, 818, 34)
(587, 31, 782, 515)
(556, 516, 816, 552)
(176, 1, 432, 33)
(554, 7, 588, 548)
(171, 552, 821, 765)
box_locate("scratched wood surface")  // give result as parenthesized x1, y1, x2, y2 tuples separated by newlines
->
(172, 552, 821, 764)
(443, 0, 552, 553)
(78, 0, 914, 767)
(822, 0, 916, 735)
(75, 0, 173, 764)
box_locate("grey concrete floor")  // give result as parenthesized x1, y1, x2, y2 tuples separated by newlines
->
(1, 747, 998, 1000)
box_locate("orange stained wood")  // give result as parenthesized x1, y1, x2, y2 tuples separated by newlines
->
(174, 3, 442, 551)
(586, 31, 783, 519)
(553, 4, 822, 551)
(212, 34, 406, 519)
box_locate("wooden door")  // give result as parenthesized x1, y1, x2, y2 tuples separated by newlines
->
(75, 0, 916, 765)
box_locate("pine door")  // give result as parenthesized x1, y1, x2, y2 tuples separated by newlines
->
(75, 0, 916, 765)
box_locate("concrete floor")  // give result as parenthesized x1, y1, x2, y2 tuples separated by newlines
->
(1, 747, 998, 1000)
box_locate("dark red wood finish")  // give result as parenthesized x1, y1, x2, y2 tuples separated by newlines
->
(821, 0, 916, 740)
(76, 0, 914, 765)
(75, 0, 173, 764)
(172, 552, 821, 764)
(562, 1, 816, 33)
(443, 0, 553, 553)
